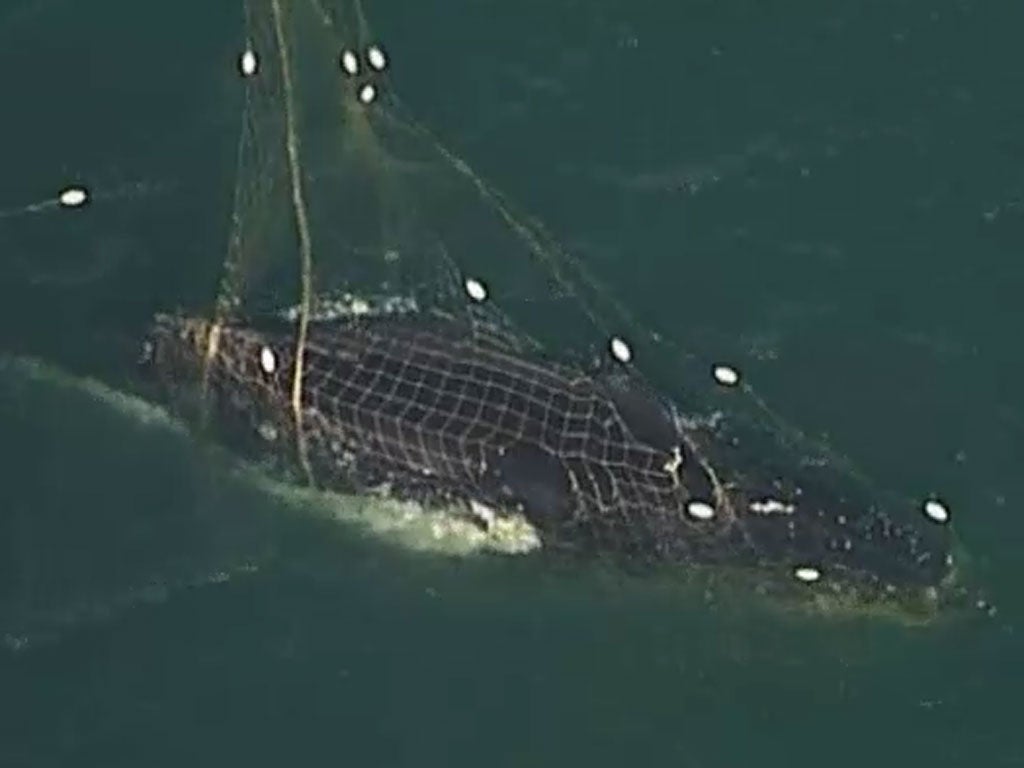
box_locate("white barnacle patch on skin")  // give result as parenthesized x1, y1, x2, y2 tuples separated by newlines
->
(609, 336, 632, 363)
(340, 48, 359, 76)
(366, 44, 388, 72)
(58, 187, 88, 208)
(358, 83, 377, 104)
(794, 566, 821, 583)
(749, 498, 796, 515)
(686, 499, 715, 521)
(350, 297, 371, 316)
(464, 276, 488, 302)
(259, 346, 277, 374)
(257, 422, 278, 442)
(922, 498, 950, 524)
(712, 364, 740, 387)
(239, 48, 258, 77)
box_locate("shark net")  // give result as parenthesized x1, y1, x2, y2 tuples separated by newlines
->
(142, 0, 972, 618)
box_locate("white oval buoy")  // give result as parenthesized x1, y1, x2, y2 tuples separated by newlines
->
(340, 49, 359, 76)
(712, 364, 740, 387)
(686, 500, 715, 521)
(366, 44, 388, 72)
(259, 346, 277, 374)
(464, 277, 488, 302)
(358, 83, 377, 104)
(58, 187, 88, 208)
(239, 49, 258, 77)
(609, 336, 632, 364)
(922, 498, 950, 524)
(794, 566, 821, 583)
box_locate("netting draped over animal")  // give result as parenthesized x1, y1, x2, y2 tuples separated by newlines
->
(159, 311, 739, 561)
(145, 0, 962, 611)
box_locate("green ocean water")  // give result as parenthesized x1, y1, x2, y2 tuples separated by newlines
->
(1, 1, 1022, 766)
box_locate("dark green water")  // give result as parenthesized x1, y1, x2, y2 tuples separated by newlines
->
(1, 0, 1022, 765)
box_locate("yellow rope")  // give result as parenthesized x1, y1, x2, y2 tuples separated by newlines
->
(272, 0, 314, 483)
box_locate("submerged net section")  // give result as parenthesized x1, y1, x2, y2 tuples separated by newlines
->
(142, 0, 979, 617)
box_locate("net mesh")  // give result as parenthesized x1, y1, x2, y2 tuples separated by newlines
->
(156, 312, 734, 563)
(142, 0, 967, 614)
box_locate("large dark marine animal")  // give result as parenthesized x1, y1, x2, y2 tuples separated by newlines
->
(143, 309, 954, 602)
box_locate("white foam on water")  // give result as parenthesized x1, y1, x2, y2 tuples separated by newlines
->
(1, 356, 182, 432)
(749, 498, 795, 515)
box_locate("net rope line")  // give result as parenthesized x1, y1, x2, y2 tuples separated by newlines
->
(270, 0, 315, 483)
(204, 0, 277, 411)
(201, 0, 257, 404)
